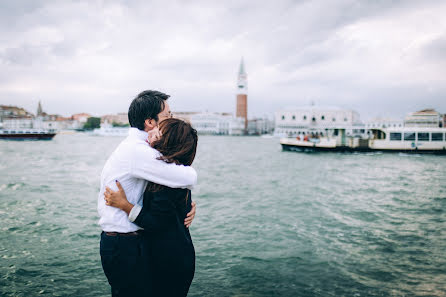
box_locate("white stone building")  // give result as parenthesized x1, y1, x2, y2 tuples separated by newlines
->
(1, 103, 92, 132)
(274, 106, 362, 137)
(188, 112, 245, 135)
(404, 109, 442, 128)
(0, 105, 32, 121)
(2, 117, 34, 129)
(247, 118, 275, 135)
(101, 113, 129, 125)
(3, 115, 83, 131)
(172, 112, 198, 124)
(365, 118, 404, 129)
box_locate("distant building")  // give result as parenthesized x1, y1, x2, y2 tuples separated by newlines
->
(101, 113, 129, 125)
(33, 102, 63, 130)
(247, 118, 275, 135)
(0, 105, 33, 121)
(56, 116, 82, 130)
(443, 114, 446, 128)
(274, 106, 362, 137)
(185, 112, 245, 135)
(1, 105, 34, 129)
(365, 118, 404, 129)
(236, 58, 248, 133)
(3, 117, 34, 129)
(404, 109, 442, 128)
(173, 112, 199, 123)
(72, 113, 91, 124)
(1, 103, 90, 131)
(174, 111, 246, 135)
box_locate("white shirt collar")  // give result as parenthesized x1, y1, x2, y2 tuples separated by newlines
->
(128, 127, 148, 141)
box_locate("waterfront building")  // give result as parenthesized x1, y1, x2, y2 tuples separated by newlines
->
(32, 117, 81, 131)
(33, 102, 67, 131)
(72, 113, 91, 124)
(2, 116, 68, 131)
(189, 112, 244, 135)
(274, 106, 362, 137)
(56, 117, 82, 130)
(247, 118, 275, 135)
(2, 103, 89, 131)
(1, 105, 34, 129)
(236, 58, 248, 133)
(101, 113, 129, 126)
(172, 112, 199, 124)
(173, 111, 245, 135)
(3, 117, 34, 129)
(365, 118, 404, 129)
(404, 109, 442, 128)
(0, 105, 33, 122)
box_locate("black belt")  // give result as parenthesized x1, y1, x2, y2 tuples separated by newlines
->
(104, 231, 142, 237)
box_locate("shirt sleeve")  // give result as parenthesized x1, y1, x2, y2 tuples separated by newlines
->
(128, 204, 142, 222)
(130, 145, 197, 189)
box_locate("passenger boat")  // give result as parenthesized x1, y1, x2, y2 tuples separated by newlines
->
(0, 129, 57, 140)
(280, 127, 446, 154)
(92, 126, 129, 137)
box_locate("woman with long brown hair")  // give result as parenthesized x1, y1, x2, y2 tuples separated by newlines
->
(104, 118, 198, 296)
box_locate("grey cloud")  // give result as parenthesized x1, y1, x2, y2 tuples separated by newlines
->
(0, 0, 445, 118)
(240, 0, 444, 68)
(50, 41, 79, 57)
(423, 34, 446, 61)
(1, 46, 36, 65)
(0, 0, 47, 24)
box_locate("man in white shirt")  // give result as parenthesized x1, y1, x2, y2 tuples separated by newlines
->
(98, 90, 197, 297)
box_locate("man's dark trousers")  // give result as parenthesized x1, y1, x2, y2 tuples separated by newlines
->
(100, 232, 146, 297)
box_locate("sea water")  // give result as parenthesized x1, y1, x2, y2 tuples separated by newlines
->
(1, 134, 445, 296)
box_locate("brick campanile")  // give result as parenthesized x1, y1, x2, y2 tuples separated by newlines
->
(236, 57, 248, 132)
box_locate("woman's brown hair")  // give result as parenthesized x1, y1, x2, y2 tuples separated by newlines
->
(146, 118, 198, 192)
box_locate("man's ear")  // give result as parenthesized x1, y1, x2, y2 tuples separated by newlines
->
(144, 118, 158, 131)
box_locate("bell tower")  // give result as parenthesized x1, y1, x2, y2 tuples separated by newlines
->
(236, 57, 248, 132)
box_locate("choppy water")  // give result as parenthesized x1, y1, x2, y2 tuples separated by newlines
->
(1, 134, 446, 296)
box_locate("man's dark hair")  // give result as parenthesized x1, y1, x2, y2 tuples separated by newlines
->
(128, 90, 169, 130)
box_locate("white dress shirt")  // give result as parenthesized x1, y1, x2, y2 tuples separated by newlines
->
(98, 127, 197, 232)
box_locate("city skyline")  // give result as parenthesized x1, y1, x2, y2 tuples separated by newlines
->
(1, 0, 445, 120)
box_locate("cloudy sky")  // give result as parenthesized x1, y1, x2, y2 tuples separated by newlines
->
(1, 0, 445, 120)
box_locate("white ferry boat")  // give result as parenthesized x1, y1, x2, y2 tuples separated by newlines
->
(0, 129, 57, 140)
(280, 127, 446, 154)
(91, 120, 130, 137)
(92, 126, 129, 137)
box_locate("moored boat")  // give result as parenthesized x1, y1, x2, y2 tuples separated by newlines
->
(281, 127, 446, 154)
(92, 126, 129, 137)
(90, 120, 129, 137)
(0, 129, 57, 140)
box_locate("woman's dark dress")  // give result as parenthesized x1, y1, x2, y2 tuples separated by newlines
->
(133, 187, 195, 297)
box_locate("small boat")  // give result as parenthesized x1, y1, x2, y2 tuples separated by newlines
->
(0, 129, 57, 140)
(90, 120, 129, 137)
(92, 126, 129, 137)
(280, 127, 446, 154)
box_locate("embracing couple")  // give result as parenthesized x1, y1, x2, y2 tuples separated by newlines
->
(97, 90, 198, 297)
